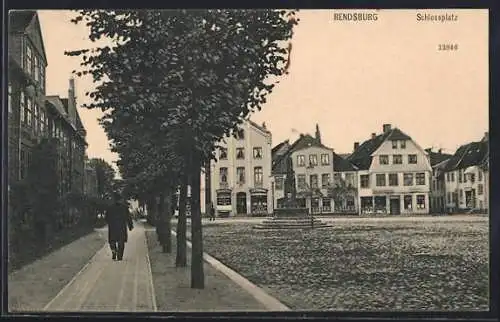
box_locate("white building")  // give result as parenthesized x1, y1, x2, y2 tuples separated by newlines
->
(207, 119, 272, 217)
(443, 133, 489, 213)
(348, 124, 432, 215)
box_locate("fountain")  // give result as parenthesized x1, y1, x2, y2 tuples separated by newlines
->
(253, 157, 329, 230)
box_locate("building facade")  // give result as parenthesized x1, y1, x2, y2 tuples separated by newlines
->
(8, 11, 87, 197)
(427, 149, 453, 214)
(209, 120, 272, 216)
(332, 153, 359, 214)
(348, 124, 432, 215)
(443, 133, 489, 213)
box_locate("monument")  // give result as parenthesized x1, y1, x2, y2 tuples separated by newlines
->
(253, 157, 329, 229)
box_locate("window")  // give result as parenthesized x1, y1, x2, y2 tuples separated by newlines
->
(446, 173, 449, 182)
(8, 84, 12, 113)
(297, 155, 305, 167)
(393, 154, 402, 164)
(26, 97, 33, 126)
(40, 65, 45, 91)
(389, 173, 398, 186)
(33, 103, 39, 133)
(20, 150, 26, 179)
(404, 195, 413, 210)
(236, 148, 244, 159)
(321, 153, 330, 165)
(297, 174, 306, 189)
(404, 173, 413, 186)
(459, 189, 463, 202)
(236, 167, 245, 184)
(392, 140, 397, 149)
(451, 172, 455, 182)
(447, 192, 451, 204)
(416, 195, 426, 209)
(478, 184, 484, 195)
(458, 170, 463, 183)
(217, 193, 231, 206)
(219, 147, 227, 160)
(322, 198, 331, 212)
(254, 167, 263, 185)
(321, 174, 330, 188)
(34, 56, 39, 82)
(379, 155, 389, 165)
(219, 167, 228, 183)
(275, 176, 284, 190)
(408, 154, 417, 164)
(310, 174, 318, 188)
(236, 129, 244, 140)
(478, 170, 483, 181)
(309, 154, 318, 166)
(253, 147, 262, 159)
(376, 174, 386, 186)
(345, 173, 355, 187)
(400, 140, 406, 149)
(416, 173, 426, 185)
(26, 45, 33, 74)
(470, 173, 475, 183)
(463, 170, 467, 183)
(360, 175, 369, 188)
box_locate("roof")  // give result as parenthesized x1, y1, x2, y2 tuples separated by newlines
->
(338, 153, 351, 159)
(272, 140, 291, 163)
(426, 150, 453, 167)
(46, 96, 68, 117)
(444, 139, 489, 172)
(348, 127, 412, 170)
(247, 119, 271, 135)
(333, 153, 358, 172)
(9, 10, 36, 33)
(272, 134, 331, 174)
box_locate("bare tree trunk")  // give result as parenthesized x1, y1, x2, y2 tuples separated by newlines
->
(162, 187, 173, 253)
(176, 172, 188, 267)
(190, 157, 204, 289)
(204, 160, 211, 217)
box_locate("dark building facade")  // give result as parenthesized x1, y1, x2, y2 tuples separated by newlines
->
(8, 10, 87, 196)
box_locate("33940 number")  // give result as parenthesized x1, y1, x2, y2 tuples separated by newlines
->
(438, 44, 458, 51)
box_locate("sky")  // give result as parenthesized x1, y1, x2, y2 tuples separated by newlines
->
(37, 9, 488, 172)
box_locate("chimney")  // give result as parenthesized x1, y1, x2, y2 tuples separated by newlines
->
(353, 142, 359, 151)
(383, 123, 392, 134)
(371, 133, 376, 139)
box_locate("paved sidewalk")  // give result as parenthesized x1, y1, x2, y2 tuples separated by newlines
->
(43, 222, 156, 312)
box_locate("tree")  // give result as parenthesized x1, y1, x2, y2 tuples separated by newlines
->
(67, 9, 299, 289)
(88, 158, 116, 200)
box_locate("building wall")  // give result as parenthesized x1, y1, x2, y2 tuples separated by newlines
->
(444, 166, 488, 211)
(210, 121, 272, 216)
(359, 138, 432, 215)
(290, 146, 335, 214)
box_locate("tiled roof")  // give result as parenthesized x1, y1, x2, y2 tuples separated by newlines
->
(9, 10, 35, 33)
(348, 127, 412, 170)
(426, 150, 453, 167)
(272, 140, 291, 162)
(333, 153, 358, 172)
(444, 139, 489, 172)
(272, 134, 328, 174)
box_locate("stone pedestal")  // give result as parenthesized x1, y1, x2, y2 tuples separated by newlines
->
(253, 207, 330, 230)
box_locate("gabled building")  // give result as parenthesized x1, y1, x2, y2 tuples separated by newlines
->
(8, 10, 48, 185)
(332, 153, 359, 214)
(348, 124, 432, 215)
(443, 133, 489, 213)
(271, 125, 339, 214)
(426, 149, 453, 214)
(208, 119, 272, 217)
(8, 9, 87, 197)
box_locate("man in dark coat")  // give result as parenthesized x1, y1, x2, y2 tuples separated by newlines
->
(210, 203, 216, 221)
(105, 192, 134, 261)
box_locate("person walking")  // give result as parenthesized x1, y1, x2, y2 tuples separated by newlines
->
(105, 192, 134, 261)
(210, 203, 216, 221)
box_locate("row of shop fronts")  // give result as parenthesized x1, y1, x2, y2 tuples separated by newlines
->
(215, 189, 270, 217)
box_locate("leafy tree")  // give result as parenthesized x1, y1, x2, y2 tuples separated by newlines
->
(88, 158, 116, 199)
(67, 9, 298, 288)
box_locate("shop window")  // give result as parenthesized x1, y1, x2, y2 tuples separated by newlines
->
(404, 195, 413, 210)
(416, 195, 426, 209)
